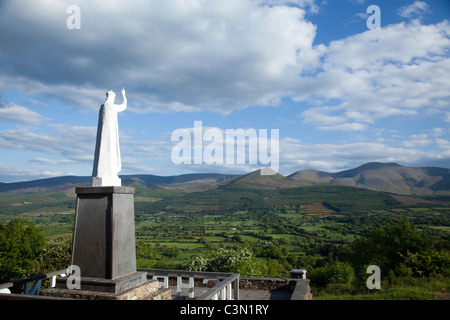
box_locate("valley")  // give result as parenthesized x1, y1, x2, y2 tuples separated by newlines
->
(1, 163, 449, 280)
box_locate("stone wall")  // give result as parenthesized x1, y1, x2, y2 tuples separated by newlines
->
(148, 272, 313, 300)
(239, 277, 312, 300)
(239, 277, 292, 291)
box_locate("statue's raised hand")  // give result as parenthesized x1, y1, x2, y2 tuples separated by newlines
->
(121, 87, 126, 97)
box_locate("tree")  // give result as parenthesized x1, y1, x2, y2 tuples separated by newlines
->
(185, 247, 263, 276)
(309, 261, 355, 288)
(167, 247, 181, 259)
(402, 249, 450, 277)
(136, 240, 157, 259)
(0, 219, 46, 283)
(347, 217, 433, 276)
(263, 259, 288, 277)
(30, 239, 72, 277)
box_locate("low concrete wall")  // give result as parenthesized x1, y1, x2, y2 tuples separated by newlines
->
(239, 277, 312, 300)
(156, 274, 313, 300)
(290, 280, 312, 300)
(239, 277, 291, 291)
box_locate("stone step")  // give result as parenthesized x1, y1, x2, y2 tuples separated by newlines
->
(42, 279, 160, 300)
(142, 288, 172, 300)
(124, 279, 160, 300)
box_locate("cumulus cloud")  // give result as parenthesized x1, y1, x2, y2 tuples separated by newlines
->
(277, 137, 450, 174)
(28, 158, 77, 166)
(0, 0, 319, 114)
(0, 164, 73, 183)
(401, 134, 433, 148)
(1, 0, 450, 181)
(0, 122, 176, 179)
(297, 20, 450, 130)
(0, 1, 448, 125)
(444, 111, 450, 123)
(0, 124, 99, 181)
(398, 1, 430, 20)
(436, 138, 450, 150)
(0, 124, 96, 162)
(0, 102, 46, 124)
(1, 120, 449, 181)
(128, 125, 450, 176)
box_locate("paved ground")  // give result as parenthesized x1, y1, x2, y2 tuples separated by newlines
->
(239, 289, 291, 300)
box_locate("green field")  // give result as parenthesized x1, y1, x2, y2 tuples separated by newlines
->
(1, 183, 449, 299)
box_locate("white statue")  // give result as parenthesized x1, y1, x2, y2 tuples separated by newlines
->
(92, 88, 127, 187)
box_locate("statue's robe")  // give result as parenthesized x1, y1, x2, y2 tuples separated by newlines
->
(92, 101, 126, 186)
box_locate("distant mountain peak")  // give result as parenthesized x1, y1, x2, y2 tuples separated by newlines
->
(289, 162, 450, 196)
(356, 162, 402, 170)
(1, 162, 448, 196)
(229, 168, 306, 189)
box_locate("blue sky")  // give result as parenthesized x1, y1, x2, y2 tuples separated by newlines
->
(0, 0, 449, 182)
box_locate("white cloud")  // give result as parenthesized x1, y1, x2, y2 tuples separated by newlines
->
(123, 127, 450, 176)
(0, 1, 448, 128)
(0, 102, 46, 124)
(1, 119, 449, 181)
(444, 111, 450, 123)
(278, 138, 450, 174)
(0, 125, 97, 162)
(28, 158, 76, 166)
(0, 122, 176, 181)
(402, 134, 432, 148)
(1, 0, 450, 182)
(318, 122, 368, 132)
(398, 1, 430, 20)
(0, 0, 319, 114)
(436, 138, 450, 150)
(297, 20, 450, 130)
(0, 164, 72, 183)
(301, 106, 369, 131)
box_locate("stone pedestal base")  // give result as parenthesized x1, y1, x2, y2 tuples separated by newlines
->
(42, 277, 166, 300)
(55, 271, 147, 294)
(39, 186, 173, 300)
(71, 186, 136, 279)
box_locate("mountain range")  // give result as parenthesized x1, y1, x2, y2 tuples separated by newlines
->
(288, 162, 450, 196)
(0, 162, 449, 196)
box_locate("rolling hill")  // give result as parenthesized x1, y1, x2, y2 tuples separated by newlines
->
(288, 162, 450, 196)
(0, 173, 239, 193)
(0, 162, 449, 196)
(226, 168, 307, 189)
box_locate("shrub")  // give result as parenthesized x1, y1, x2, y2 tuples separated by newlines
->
(185, 247, 263, 276)
(403, 249, 450, 277)
(309, 261, 356, 288)
(0, 219, 46, 283)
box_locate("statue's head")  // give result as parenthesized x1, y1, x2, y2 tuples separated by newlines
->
(105, 90, 116, 103)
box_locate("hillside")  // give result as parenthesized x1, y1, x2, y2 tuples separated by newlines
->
(226, 168, 308, 189)
(0, 176, 91, 193)
(0, 173, 239, 193)
(288, 162, 450, 196)
(0, 162, 449, 196)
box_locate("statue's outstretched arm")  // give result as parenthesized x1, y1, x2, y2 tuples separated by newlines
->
(116, 87, 127, 112)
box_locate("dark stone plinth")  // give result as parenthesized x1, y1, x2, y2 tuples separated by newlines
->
(71, 186, 137, 280)
(55, 271, 147, 294)
(75, 186, 135, 194)
(45, 186, 154, 300)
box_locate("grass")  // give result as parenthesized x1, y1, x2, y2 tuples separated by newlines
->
(1, 183, 449, 299)
(313, 276, 450, 300)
